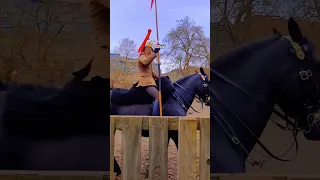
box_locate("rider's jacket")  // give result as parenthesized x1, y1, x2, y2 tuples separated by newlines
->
(136, 52, 158, 87)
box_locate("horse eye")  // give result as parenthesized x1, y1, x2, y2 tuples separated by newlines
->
(101, 46, 107, 49)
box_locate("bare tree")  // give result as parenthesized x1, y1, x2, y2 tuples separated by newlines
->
(2, 0, 84, 86)
(211, 0, 283, 46)
(113, 38, 138, 60)
(0, 4, 18, 82)
(111, 38, 139, 88)
(283, 0, 320, 21)
(110, 60, 136, 88)
(162, 16, 209, 75)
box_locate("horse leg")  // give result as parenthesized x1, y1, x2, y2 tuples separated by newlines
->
(168, 130, 178, 149)
(113, 128, 121, 176)
(114, 158, 121, 176)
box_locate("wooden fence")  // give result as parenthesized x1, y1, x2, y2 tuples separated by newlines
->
(110, 116, 210, 180)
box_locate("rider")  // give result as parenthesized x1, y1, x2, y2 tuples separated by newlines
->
(136, 40, 161, 101)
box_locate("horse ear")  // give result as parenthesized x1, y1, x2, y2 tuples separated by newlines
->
(87, 0, 109, 79)
(200, 67, 205, 75)
(288, 17, 304, 43)
(272, 28, 282, 36)
(72, 58, 93, 81)
(89, 0, 109, 38)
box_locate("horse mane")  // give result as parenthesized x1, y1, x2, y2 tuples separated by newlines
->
(212, 35, 281, 69)
(175, 72, 198, 84)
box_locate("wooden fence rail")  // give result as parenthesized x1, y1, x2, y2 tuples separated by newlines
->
(110, 116, 210, 180)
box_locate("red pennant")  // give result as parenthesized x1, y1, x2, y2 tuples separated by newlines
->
(150, 0, 154, 10)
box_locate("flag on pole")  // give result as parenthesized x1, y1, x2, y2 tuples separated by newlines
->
(149, 0, 163, 116)
(150, 0, 154, 10)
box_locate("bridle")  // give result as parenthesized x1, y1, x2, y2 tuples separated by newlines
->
(171, 73, 210, 113)
(271, 37, 320, 132)
(211, 35, 320, 167)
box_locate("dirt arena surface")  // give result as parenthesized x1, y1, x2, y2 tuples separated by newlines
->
(113, 101, 210, 180)
(246, 112, 320, 174)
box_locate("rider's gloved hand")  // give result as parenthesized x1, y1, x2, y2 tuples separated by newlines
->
(153, 44, 160, 53)
(153, 74, 159, 79)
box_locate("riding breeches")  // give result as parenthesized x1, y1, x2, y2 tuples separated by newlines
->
(145, 86, 158, 99)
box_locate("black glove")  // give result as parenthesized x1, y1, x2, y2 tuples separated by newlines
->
(153, 44, 160, 53)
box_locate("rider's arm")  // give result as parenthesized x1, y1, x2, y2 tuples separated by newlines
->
(138, 52, 156, 65)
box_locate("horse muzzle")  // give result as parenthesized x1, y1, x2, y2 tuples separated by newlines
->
(204, 96, 210, 106)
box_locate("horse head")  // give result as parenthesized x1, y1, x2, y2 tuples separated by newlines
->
(272, 17, 320, 136)
(196, 67, 210, 106)
(173, 67, 210, 111)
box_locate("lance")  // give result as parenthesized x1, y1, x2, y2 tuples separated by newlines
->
(151, 0, 163, 116)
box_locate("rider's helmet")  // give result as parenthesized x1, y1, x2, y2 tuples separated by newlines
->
(145, 40, 153, 49)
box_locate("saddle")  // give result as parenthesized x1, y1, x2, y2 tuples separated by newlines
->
(110, 76, 174, 106)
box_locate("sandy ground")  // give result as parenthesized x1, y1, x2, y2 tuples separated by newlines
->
(113, 101, 210, 180)
(246, 112, 320, 174)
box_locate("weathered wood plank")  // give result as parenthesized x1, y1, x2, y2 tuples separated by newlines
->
(110, 116, 116, 180)
(112, 115, 209, 130)
(121, 116, 142, 180)
(178, 117, 198, 180)
(200, 117, 210, 180)
(148, 116, 169, 180)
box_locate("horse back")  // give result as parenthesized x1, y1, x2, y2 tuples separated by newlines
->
(110, 76, 174, 106)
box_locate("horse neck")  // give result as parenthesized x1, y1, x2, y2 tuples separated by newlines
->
(173, 74, 198, 109)
(213, 38, 289, 139)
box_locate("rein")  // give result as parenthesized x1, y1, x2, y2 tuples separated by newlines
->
(171, 75, 209, 113)
(172, 83, 201, 113)
(210, 69, 298, 166)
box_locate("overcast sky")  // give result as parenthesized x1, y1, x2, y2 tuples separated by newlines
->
(110, 0, 210, 52)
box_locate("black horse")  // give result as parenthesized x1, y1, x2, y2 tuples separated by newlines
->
(110, 67, 210, 175)
(211, 17, 320, 173)
(0, 60, 115, 172)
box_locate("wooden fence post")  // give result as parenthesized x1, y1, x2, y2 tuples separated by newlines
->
(148, 116, 169, 180)
(178, 117, 198, 180)
(122, 116, 142, 180)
